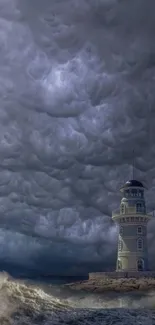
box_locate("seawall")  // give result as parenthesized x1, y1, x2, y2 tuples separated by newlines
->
(89, 271, 155, 279)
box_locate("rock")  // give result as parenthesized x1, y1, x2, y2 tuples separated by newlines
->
(64, 277, 155, 293)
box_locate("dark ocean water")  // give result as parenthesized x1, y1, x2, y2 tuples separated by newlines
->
(0, 272, 155, 325)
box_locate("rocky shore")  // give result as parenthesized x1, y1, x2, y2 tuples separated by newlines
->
(64, 277, 155, 293)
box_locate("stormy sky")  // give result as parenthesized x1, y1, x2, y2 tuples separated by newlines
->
(0, 0, 155, 275)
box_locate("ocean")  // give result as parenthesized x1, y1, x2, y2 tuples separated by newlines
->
(0, 272, 155, 325)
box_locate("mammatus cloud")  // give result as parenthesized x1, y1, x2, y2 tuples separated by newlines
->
(0, 0, 155, 274)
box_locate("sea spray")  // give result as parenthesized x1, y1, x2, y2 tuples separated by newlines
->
(0, 272, 154, 324)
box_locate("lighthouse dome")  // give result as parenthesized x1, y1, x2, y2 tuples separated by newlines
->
(124, 180, 144, 188)
(120, 179, 145, 192)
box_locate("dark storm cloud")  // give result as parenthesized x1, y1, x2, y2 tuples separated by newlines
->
(0, 0, 155, 274)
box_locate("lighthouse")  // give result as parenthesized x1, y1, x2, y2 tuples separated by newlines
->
(112, 179, 152, 272)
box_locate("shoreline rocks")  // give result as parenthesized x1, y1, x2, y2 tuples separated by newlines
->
(63, 277, 155, 293)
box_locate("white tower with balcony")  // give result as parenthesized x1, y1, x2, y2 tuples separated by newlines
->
(112, 179, 152, 272)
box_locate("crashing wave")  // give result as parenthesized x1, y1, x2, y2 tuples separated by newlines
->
(0, 272, 154, 325)
(0, 272, 70, 324)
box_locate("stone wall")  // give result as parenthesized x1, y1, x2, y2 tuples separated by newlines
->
(89, 271, 155, 279)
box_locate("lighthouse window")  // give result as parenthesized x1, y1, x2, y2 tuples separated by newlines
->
(139, 190, 143, 198)
(136, 203, 142, 212)
(137, 238, 143, 251)
(137, 226, 142, 234)
(132, 189, 137, 197)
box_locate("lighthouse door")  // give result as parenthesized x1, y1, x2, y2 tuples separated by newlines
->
(137, 259, 144, 271)
(117, 260, 122, 270)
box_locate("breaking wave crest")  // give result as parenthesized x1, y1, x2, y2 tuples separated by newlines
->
(0, 272, 71, 324)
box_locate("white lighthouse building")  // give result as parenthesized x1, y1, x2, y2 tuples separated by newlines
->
(112, 179, 152, 272)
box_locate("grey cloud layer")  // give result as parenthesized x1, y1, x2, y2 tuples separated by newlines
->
(0, 0, 155, 274)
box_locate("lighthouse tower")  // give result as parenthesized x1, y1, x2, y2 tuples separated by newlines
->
(112, 179, 152, 272)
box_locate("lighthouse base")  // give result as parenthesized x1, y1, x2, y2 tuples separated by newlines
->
(88, 271, 155, 280)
